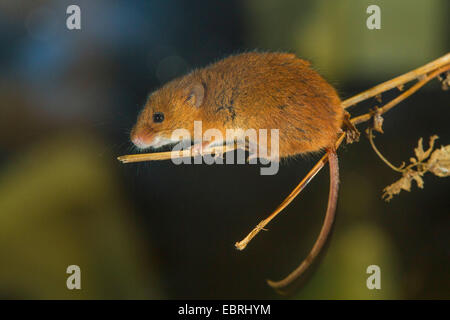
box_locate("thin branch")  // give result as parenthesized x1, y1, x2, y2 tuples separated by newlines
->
(117, 144, 238, 163)
(351, 64, 450, 125)
(341, 53, 450, 109)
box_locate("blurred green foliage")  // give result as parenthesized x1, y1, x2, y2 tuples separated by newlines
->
(0, 132, 163, 299)
(244, 0, 447, 81)
(295, 223, 400, 299)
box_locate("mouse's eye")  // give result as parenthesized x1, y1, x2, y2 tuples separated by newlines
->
(153, 112, 165, 123)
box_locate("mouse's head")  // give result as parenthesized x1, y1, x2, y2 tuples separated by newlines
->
(130, 75, 205, 150)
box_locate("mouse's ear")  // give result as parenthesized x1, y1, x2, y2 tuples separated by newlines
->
(185, 82, 205, 108)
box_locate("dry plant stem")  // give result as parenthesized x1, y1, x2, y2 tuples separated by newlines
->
(351, 64, 450, 125)
(341, 53, 450, 109)
(235, 63, 449, 251)
(234, 134, 345, 251)
(117, 145, 239, 163)
(368, 129, 404, 172)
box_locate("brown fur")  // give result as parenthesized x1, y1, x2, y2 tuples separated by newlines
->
(131, 52, 344, 158)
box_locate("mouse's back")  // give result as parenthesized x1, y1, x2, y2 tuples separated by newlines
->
(194, 52, 344, 156)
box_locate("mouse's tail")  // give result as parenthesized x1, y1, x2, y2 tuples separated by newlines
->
(267, 149, 339, 292)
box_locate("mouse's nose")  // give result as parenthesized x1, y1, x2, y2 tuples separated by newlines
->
(132, 136, 150, 149)
(130, 128, 154, 149)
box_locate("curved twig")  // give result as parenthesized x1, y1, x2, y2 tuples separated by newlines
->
(368, 128, 405, 173)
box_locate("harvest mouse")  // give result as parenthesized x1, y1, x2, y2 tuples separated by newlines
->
(130, 52, 345, 290)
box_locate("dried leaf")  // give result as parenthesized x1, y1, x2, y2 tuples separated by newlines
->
(411, 172, 424, 189)
(427, 145, 450, 177)
(382, 173, 412, 202)
(382, 136, 448, 201)
(414, 138, 424, 161)
(414, 135, 438, 162)
(373, 112, 384, 133)
(383, 170, 427, 201)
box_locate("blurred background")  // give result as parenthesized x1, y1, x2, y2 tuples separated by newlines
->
(0, 0, 448, 299)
